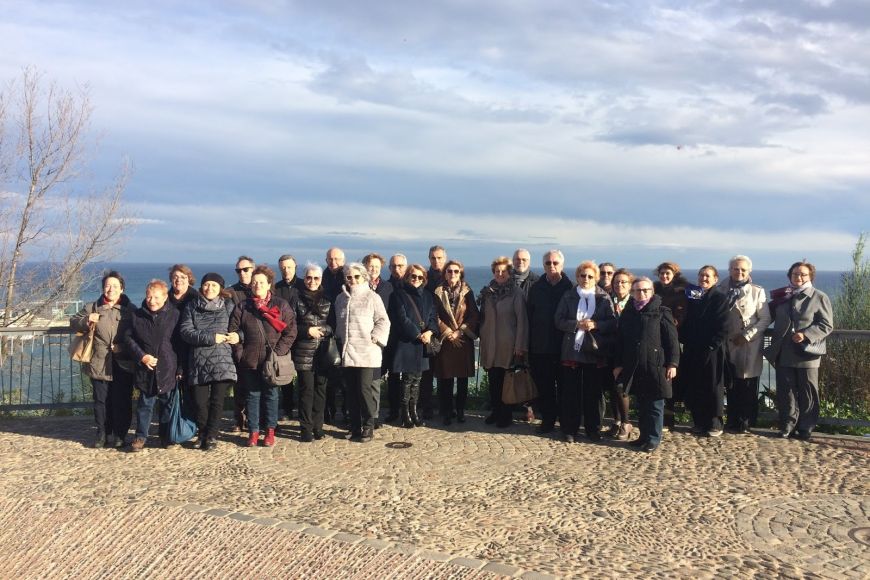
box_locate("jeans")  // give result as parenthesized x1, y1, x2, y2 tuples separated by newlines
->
(192, 381, 231, 440)
(242, 369, 279, 431)
(91, 363, 134, 439)
(135, 389, 172, 441)
(637, 395, 665, 446)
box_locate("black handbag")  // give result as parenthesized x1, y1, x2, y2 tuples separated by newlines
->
(317, 336, 341, 369)
(256, 319, 295, 387)
(404, 291, 442, 356)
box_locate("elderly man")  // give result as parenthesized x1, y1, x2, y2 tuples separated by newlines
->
(425, 245, 447, 292)
(512, 248, 540, 300)
(418, 245, 447, 419)
(274, 253, 301, 421)
(230, 255, 255, 305)
(598, 262, 615, 293)
(384, 253, 408, 422)
(527, 250, 572, 433)
(321, 247, 347, 424)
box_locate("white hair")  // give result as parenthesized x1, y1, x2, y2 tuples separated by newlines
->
(343, 262, 370, 282)
(542, 249, 565, 264)
(303, 263, 323, 277)
(729, 255, 753, 271)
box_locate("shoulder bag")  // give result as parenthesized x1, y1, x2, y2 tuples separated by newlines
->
(167, 384, 198, 444)
(502, 365, 538, 405)
(256, 318, 296, 387)
(404, 292, 442, 356)
(69, 320, 96, 363)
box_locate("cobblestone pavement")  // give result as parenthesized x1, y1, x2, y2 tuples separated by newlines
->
(0, 415, 868, 579)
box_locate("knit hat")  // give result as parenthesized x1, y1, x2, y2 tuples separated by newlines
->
(201, 272, 225, 288)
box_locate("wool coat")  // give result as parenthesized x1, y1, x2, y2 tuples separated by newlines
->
(432, 282, 480, 379)
(764, 286, 834, 369)
(680, 287, 729, 413)
(178, 295, 238, 386)
(613, 295, 680, 399)
(719, 280, 772, 378)
(478, 282, 528, 370)
(334, 284, 391, 368)
(291, 289, 334, 372)
(554, 286, 617, 364)
(70, 294, 134, 381)
(124, 302, 181, 396)
(527, 273, 573, 356)
(229, 295, 297, 371)
(388, 284, 439, 374)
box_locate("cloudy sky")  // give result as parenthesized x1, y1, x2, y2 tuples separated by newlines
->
(2, 0, 868, 270)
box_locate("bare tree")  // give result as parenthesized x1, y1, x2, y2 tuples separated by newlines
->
(0, 67, 134, 327)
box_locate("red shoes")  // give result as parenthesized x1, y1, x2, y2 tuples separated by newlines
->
(263, 428, 276, 447)
(247, 431, 260, 447)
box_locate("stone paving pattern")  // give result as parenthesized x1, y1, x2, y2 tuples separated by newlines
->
(0, 415, 868, 578)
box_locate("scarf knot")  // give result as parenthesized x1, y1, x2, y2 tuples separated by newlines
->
(253, 292, 287, 332)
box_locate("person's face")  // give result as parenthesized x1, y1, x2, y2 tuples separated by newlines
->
(599, 266, 615, 286)
(279, 259, 296, 282)
(493, 265, 511, 285)
(251, 273, 271, 298)
(304, 271, 322, 291)
(658, 268, 674, 285)
(235, 260, 254, 285)
(577, 268, 598, 290)
(632, 281, 655, 301)
(444, 264, 462, 286)
(170, 270, 189, 295)
(145, 287, 168, 312)
(613, 274, 632, 299)
(512, 251, 531, 274)
(103, 277, 123, 302)
(543, 253, 563, 278)
(698, 268, 718, 290)
(790, 265, 812, 285)
(389, 258, 407, 279)
(345, 268, 364, 286)
(326, 249, 345, 272)
(201, 281, 221, 301)
(407, 268, 425, 288)
(429, 249, 446, 271)
(366, 258, 383, 281)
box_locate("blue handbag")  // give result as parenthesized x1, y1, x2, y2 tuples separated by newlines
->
(168, 385, 197, 444)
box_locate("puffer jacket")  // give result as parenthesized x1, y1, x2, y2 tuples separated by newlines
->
(70, 294, 134, 381)
(179, 294, 238, 386)
(229, 295, 297, 371)
(334, 284, 391, 368)
(124, 302, 181, 396)
(291, 288, 334, 372)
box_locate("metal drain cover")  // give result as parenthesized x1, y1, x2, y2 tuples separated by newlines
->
(385, 442, 412, 449)
(848, 527, 870, 547)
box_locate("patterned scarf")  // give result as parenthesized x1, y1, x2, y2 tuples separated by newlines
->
(726, 276, 752, 308)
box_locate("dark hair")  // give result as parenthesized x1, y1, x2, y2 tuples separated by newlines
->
(655, 261, 680, 276)
(698, 265, 719, 278)
(362, 253, 386, 267)
(612, 268, 634, 284)
(405, 264, 428, 286)
(598, 262, 615, 271)
(277, 254, 296, 265)
(788, 261, 816, 281)
(169, 264, 196, 287)
(101, 270, 125, 291)
(251, 265, 275, 285)
(428, 245, 446, 255)
(236, 255, 255, 266)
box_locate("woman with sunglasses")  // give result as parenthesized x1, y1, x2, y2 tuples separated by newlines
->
(388, 264, 439, 428)
(554, 261, 617, 442)
(334, 262, 391, 442)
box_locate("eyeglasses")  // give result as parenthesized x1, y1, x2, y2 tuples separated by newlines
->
(634, 287, 654, 294)
(615, 280, 631, 285)
(409, 274, 424, 281)
(601, 271, 614, 276)
(445, 269, 461, 274)
(578, 274, 595, 279)
(235, 267, 253, 274)
(345, 274, 362, 281)
(544, 261, 560, 266)
(304, 276, 321, 281)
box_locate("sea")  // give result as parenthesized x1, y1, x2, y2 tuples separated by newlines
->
(82, 263, 846, 306)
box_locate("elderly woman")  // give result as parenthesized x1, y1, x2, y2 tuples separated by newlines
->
(613, 277, 680, 452)
(229, 266, 297, 447)
(606, 268, 634, 439)
(654, 261, 689, 431)
(71, 271, 135, 448)
(681, 266, 729, 437)
(125, 280, 183, 451)
(291, 264, 334, 442)
(764, 261, 833, 440)
(554, 261, 617, 442)
(478, 256, 528, 428)
(433, 260, 480, 425)
(168, 264, 198, 311)
(721, 256, 771, 434)
(389, 264, 439, 428)
(335, 262, 391, 442)
(179, 273, 239, 451)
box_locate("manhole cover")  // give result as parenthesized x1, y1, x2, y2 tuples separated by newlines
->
(849, 527, 870, 547)
(385, 442, 412, 449)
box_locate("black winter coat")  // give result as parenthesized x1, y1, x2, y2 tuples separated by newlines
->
(680, 288, 729, 408)
(274, 278, 300, 310)
(372, 278, 393, 311)
(179, 295, 238, 386)
(322, 268, 346, 304)
(124, 303, 181, 396)
(388, 284, 438, 374)
(554, 286, 617, 364)
(527, 273, 572, 355)
(229, 296, 297, 371)
(291, 289, 334, 372)
(614, 295, 680, 399)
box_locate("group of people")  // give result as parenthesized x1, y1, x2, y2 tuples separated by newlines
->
(71, 246, 834, 453)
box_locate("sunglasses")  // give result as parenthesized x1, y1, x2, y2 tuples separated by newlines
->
(634, 287, 654, 294)
(304, 276, 321, 281)
(345, 274, 362, 280)
(544, 261, 560, 266)
(409, 274, 425, 281)
(235, 267, 253, 274)
(578, 274, 595, 279)
(445, 269, 461, 274)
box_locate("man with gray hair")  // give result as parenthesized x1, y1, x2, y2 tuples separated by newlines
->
(385, 253, 408, 422)
(275, 253, 300, 421)
(322, 247, 346, 304)
(512, 248, 539, 300)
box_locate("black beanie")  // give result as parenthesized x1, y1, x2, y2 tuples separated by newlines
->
(201, 272, 225, 288)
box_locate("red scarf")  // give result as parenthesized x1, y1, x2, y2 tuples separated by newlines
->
(252, 292, 287, 332)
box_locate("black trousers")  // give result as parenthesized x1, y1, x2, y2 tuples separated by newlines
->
(419, 368, 435, 417)
(438, 377, 468, 416)
(529, 353, 560, 428)
(298, 369, 327, 435)
(487, 367, 511, 423)
(558, 363, 604, 436)
(191, 380, 231, 440)
(725, 372, 759, 430)
(91, 364, 134, 439)
(386, 372, 402, 418)
(233, 375, 248, 429)
(343, 367, 377, 434)
(325, 365, 346, 420)
(281, 380, 295, 417)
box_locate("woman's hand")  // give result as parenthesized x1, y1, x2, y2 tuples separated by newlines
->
(226, 332, 240, 345)
(141, 354, 158, 370)
(309, 327, 324, 339)
(577, 319, 596, 331)
(792, 331, 806, 344)
(420, 330, 433, 344)
(88, 313, 100, 324)
(665, 366, 677, 380)
(215, 333, 227, 344)
(613, 366, 623, 380)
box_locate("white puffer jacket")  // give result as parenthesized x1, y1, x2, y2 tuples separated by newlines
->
(334, 284, 391, 368)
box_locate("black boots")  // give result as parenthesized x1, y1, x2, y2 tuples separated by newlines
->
(400, 404, 414, 428)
